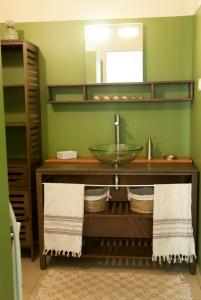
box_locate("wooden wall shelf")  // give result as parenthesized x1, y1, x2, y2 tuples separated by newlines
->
(47, 80, 194, 104)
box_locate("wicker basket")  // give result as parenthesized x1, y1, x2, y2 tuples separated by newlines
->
(127, 187, 154, 214)
(84, 188, 109, 213)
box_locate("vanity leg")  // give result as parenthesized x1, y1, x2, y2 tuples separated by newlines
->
(190, 173, 198, 275)
(40, 254, 47, 270)
(36, 171, 46, 269)
(189, 260, 196, 275)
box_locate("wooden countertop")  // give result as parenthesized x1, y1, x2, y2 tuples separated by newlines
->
(36, 157, 198, 176)
(45, 156, 192, 164)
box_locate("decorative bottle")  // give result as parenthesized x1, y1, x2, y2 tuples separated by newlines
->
(4, 20, 18, 40)
(146, 136, 153, 160)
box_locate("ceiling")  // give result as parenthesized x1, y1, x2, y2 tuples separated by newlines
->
(0, 0, 200, 23)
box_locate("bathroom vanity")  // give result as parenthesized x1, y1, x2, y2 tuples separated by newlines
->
(36, 160, 198, 273)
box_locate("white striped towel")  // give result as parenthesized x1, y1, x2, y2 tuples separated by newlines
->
(43, 183, 85, 257)
(152, 183, 196, 264)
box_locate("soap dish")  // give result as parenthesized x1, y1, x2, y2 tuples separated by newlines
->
(57, 150, 77, 159)
(163, 155, 178, 160)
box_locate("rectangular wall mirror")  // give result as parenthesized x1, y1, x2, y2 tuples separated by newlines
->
(84, 23, 143, 83)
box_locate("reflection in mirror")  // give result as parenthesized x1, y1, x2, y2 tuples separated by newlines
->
(84, 23, 143, 83)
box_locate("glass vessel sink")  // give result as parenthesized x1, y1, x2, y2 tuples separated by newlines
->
(89, 143, 143, 165)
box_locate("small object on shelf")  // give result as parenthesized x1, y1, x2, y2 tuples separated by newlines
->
(4, 20, 18, 40)
(146, 136, 153, 160)
(121, 95, 128, 100)
(84, 188, 110, 212)
(93, 95, 101, 101)
(103, 95, 110, 101)
(131, 96, 136, 100)
(112, 95, 120, 101)
(57, 150, 77, 160)
(163, 155, 178, 160)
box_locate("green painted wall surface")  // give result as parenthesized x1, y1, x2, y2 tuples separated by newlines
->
(191, 6, 201, 269)
(0, 47, 14, 299)
(0, 16, 192, 159)
(0, 13, 198, 288)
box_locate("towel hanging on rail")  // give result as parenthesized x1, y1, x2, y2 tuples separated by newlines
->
(152, 183, 196, 264)
(43, 183, 85, 257)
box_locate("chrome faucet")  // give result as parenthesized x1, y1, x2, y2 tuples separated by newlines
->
(114, 113, 120, 145)
(114, 114, 120, 187)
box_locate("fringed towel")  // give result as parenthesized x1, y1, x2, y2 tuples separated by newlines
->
(43, 183, 85, 257)
(152, 184, 196, 264)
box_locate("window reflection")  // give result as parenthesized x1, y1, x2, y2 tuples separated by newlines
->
(105, 51, 143, 83)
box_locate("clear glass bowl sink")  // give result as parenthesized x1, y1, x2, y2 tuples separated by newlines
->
(89, 143, 143, 165)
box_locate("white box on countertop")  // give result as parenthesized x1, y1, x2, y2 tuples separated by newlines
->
(57, 150, 77, 159)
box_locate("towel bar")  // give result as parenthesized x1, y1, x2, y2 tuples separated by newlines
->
(42, 183, 154, 187)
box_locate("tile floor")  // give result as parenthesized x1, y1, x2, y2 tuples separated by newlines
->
(22, 255, 201, 299)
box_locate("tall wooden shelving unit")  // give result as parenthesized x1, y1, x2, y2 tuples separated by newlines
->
(1, 40, 42, 259)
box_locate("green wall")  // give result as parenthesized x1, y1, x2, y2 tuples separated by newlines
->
(2, 16, 193, 159)
(191, 6, 201, 270)
(0, 13, 199, 291)
(0, 47, 14, 299)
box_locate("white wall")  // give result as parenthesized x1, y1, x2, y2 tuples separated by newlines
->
(0, 0, 198, 23)
(195, 0, 201, 9)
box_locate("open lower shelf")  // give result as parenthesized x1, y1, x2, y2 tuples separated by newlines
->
(82, 237, 152, 258)
(83, 201, 153, 238)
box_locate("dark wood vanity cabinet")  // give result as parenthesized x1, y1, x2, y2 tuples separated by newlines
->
(36, 163, 198, 273)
